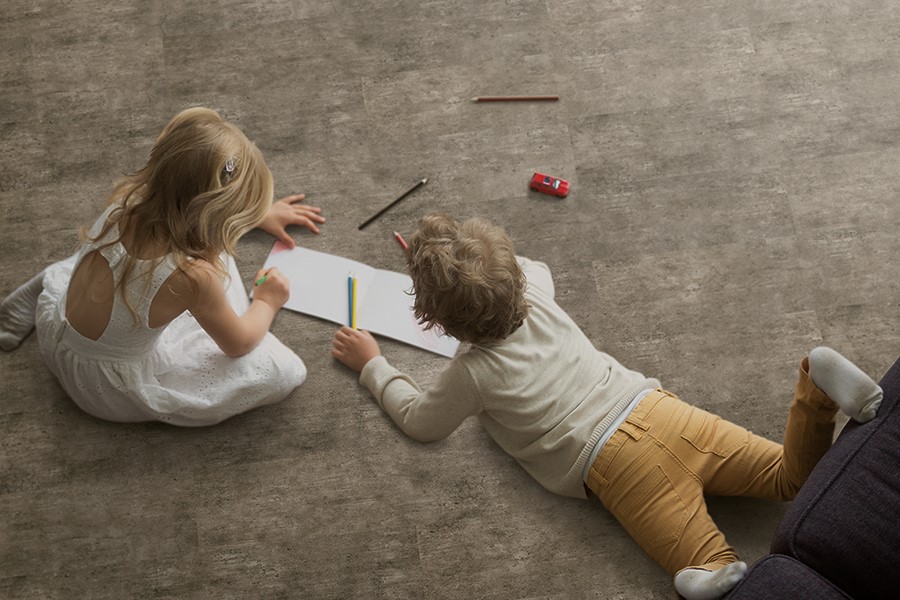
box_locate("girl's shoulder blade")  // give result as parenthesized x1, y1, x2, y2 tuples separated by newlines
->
(177, 258, 226, 308)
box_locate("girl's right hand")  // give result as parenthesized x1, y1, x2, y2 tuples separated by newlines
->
(257, 194, 326, 248)
(252, 267, 290, 309)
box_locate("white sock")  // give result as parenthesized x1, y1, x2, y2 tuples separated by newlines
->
(674, 562, 747, 600)
(808, 347, 883, 423)
(0, 271, 44, 351)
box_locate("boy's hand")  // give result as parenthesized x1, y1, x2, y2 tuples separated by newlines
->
(258, 194, 326, 248)
(331, 326, 381, 372)
(252, 267, 290, 309)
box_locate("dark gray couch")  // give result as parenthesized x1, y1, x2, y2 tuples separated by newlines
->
(726, 355, 900, 599)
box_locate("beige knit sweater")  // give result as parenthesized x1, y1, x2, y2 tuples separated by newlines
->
(359, 257, 660, 498)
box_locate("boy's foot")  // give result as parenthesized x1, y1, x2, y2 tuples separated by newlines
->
(0, 272, 44, 351)
(674, 561, 747, 600)
(809, 347, 883, 423)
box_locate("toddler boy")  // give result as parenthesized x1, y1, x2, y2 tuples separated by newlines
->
(331, 214, 882, 600)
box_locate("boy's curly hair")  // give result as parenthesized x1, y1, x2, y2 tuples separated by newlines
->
(407, 214, 528, 344)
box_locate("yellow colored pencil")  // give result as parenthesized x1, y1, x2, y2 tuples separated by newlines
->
(351, 276, 358, 329)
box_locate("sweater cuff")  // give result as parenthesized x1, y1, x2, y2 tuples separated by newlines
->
(359, 355, 397, 396)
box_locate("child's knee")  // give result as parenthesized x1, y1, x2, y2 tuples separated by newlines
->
(775, 475, 802, 501)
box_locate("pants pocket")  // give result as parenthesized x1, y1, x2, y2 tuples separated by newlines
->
(611, 460, 689, 549)
(680, 407, 750, 458)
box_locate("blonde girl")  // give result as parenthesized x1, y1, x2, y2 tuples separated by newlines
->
(0, 107, 325, 426)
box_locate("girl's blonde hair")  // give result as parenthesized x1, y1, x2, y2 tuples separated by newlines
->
(88, 107, 274, 318)
(407, 214, 528, 344)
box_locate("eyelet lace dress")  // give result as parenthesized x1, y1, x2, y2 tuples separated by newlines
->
(35, 206, 307, 426)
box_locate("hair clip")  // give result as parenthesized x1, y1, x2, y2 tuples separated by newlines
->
(221, 158, 236, 184)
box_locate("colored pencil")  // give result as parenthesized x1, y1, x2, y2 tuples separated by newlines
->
(393, 231, 409, 251)
(351, 277, 358, 330)
(357, 178, 428, 230)
(254, 274, 268, 286)
(347, 275, 353, 326)
(471, 95, 559, 102)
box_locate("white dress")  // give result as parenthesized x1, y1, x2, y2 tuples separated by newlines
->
(35, 207, 307, 426)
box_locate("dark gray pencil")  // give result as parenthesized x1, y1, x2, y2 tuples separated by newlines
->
(357, 178, 428, 230)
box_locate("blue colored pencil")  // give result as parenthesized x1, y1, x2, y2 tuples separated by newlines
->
(347, 275, 353, 326)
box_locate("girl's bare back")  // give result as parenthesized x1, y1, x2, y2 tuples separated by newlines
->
(64, 220, 192, 340)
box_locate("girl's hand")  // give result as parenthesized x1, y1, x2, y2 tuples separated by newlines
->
(252, 267, 290, 309)
(258, 194, 326, 248)
(331, 326, 381, 372)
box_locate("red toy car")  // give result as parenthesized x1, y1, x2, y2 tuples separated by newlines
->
(529, 172, 570, 197)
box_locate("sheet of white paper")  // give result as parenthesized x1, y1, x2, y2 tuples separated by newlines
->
(357, 269, 459, 358)
(261, 243, 375, 325)
(258, 242, 459, 358)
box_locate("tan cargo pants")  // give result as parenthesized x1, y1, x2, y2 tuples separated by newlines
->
(585, 358, 837, 575)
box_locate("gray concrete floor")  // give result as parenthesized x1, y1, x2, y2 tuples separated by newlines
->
(2, 1, 898, 598)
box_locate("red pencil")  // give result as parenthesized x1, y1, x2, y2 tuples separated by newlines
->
(471, 95, 559, 102)
(393, 231, 409, 251)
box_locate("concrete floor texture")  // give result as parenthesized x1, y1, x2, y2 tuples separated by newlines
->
(1, 1, 898, 598)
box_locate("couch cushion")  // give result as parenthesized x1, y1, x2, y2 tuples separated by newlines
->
(771, 356, 900, 600)
(725, 554, 851, 599)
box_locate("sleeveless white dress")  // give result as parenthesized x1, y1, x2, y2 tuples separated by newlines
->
(35, 206, 307, 426)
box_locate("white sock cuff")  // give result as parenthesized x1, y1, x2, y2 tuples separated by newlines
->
(674, 562, 747, 600)
(808, 346, 883, 423)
